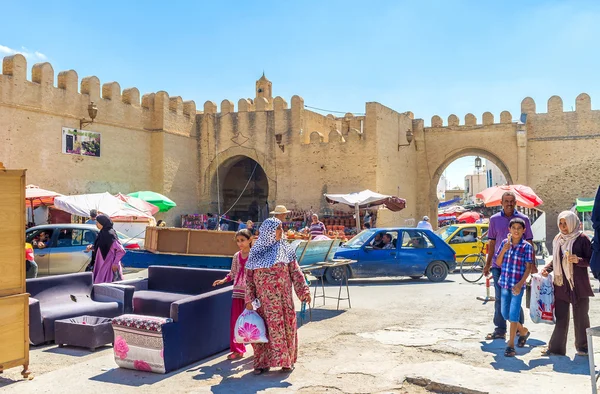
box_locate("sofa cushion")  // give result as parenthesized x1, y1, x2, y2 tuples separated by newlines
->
(41, 300, 120, 341)
(133, 290, 192, 318)
(27, 272, 93, 304)
(147, 266, 228, 295)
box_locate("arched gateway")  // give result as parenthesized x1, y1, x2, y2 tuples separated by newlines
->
(428, 149, 514, 224)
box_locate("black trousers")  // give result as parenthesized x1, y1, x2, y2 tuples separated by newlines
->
(548, 297, 590, 355)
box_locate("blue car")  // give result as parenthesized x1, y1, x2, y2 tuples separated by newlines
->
(322, 228, 456, 283)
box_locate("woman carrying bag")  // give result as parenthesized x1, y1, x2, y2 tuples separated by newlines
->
(540, 211, 594, 356)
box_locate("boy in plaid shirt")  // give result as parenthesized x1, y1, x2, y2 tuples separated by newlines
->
(495, 217, 533, 357)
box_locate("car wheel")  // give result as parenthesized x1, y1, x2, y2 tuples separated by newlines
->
(426, 261, 448, 282)
(325, 266, 349, 284)
(409, 275, 422, 280)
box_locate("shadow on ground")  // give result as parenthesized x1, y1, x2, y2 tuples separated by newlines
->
(297, 308, 345, 327)
(189, 356, 292, 393)
(480, 340, 590, 375)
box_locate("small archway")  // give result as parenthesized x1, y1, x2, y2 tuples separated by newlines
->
(428, 148, 514, 227)
(215, 156, 269, 222)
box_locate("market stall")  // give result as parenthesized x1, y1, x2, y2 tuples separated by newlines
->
(53, 192, 155, 238)
(324, 189, 406, 233)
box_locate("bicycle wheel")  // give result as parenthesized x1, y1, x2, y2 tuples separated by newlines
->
(460, 254, 485, 283)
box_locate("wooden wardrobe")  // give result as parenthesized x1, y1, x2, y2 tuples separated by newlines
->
(0, 163, 30, 378)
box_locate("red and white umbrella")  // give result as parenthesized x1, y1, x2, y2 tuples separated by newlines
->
(476, 185, 543, 208)
(457, 211, 481, 223)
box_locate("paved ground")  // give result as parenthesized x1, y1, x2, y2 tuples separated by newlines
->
(1, 271, 597, 394)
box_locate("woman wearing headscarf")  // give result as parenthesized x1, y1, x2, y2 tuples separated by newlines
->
(87, 214, 126, 284)
(540, 211, 594, 356)
(245, 217, 311, 375)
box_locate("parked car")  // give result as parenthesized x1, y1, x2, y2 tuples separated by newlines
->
(25, 224, 144, 277)
(436, 223, 489, 263)
(319, 227, 456, 283)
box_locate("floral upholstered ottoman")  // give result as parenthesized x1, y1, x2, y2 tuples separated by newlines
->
(112, 314, 172, 374)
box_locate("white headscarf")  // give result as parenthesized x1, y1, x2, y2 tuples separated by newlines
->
(552, 210, 582, 288)
(246, 217, 297, 270)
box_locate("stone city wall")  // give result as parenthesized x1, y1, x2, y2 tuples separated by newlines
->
(0, 54, 197, 224)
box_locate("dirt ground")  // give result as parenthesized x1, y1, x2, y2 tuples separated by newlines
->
(1, 272, 597, 394)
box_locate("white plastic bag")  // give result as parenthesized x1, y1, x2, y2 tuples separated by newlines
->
(234, 309, 269, 344)
(529, 273, 555, 324)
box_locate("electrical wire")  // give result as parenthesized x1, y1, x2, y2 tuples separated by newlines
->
(304, 104, 365, 116)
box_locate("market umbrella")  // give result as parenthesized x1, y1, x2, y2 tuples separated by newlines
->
(25, 185, 62, 225)
(476, 185, 543, 208)
(457, 211, 481, 224)
(128, 191, 177, 212)
(115, 193, 159, 216)
(590, 186, 600, 278)
(324, 189, 406, 232)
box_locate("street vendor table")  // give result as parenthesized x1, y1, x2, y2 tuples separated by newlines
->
(301, 259, 355, 311)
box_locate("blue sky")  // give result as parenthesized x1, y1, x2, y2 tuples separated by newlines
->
(2, 1, 600, 185)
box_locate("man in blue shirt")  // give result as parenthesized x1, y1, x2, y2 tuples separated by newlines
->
(85, 209, 98, 225)
(483, 191, 535, 340)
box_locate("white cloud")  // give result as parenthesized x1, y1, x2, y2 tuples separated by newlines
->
(0, 44, 48, 62)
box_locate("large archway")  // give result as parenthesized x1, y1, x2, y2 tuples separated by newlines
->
(217, 156, 269, 222)
(428, 148, 514, 227)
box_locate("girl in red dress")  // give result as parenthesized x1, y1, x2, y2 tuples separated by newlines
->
(213, 229, 253, 360)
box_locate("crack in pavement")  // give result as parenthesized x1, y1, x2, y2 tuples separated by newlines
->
(405, 376, 489, 394)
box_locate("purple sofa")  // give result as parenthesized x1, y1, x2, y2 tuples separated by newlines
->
(26, 272, 134, 345)
(116, 266, 233, 372)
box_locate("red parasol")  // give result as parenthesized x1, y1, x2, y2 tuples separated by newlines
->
(26, 185, 62, 225)
(476, 185, 543, 208)
(457, 211, 481, 223)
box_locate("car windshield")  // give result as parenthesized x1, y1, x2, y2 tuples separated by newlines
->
(343, 229, 376, 248)
(437, 225, 458, 241)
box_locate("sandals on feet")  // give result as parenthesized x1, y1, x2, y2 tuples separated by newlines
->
(576, 350, 589, 356)
(517, 331, 530, 348)
(540, 348, 552, 356)
(485, 331, 506, 340)
(504, 347, 516, 357)
(253, 368, 270, 375)
(227, 353, 243, 360)
(281, 366, 295, 373)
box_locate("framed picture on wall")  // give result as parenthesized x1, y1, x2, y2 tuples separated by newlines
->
(61, 127, 101, 157)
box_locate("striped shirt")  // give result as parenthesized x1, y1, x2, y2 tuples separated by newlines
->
(309, 221, 327, 237)
(496, 237, 533, 290)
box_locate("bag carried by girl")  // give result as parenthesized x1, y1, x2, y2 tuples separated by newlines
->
(529, 273, 556, 324)
(234, 309, 268, 344)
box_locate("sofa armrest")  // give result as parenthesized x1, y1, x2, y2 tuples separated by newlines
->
(28, 297, 45, 346)
(170, 286, 232, 323)
(113, 278, 148, 291)
(92, 283, 136, 314)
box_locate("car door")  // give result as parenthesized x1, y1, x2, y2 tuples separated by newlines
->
(356, 230, 399, 277)
(448, 226, 478, 262)
(398, 230, 435, 276)
(26, 228, 54, 276)
(476, 225, 489, 253)
(49, 228, 94, 275)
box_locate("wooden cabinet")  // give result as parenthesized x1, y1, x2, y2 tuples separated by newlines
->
(0, 164, 30, 377)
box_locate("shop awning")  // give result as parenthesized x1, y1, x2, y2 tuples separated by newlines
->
(438, 197, 461, 208)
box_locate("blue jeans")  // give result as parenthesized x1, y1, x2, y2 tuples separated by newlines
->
(492, 267, 524, 334)
(501, 287, 525, 322)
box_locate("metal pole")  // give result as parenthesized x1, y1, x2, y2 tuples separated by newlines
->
(355, 203, 360, 233)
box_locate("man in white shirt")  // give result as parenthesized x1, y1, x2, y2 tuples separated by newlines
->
(417, 216, 433, 231)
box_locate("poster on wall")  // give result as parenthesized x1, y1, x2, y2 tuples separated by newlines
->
(61, 127, 101, 157)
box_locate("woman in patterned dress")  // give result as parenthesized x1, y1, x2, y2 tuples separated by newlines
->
(245, 217, 311, 375)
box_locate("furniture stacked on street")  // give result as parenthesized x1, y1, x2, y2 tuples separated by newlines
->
(0, 164, 30, 378)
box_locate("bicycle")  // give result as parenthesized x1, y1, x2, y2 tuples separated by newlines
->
(460, 238, 487, 283)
